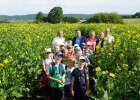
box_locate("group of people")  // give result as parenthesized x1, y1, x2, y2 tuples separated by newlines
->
(40, 28, 114, 100)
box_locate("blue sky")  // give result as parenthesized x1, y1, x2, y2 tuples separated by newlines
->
(0, 0, 139, 15)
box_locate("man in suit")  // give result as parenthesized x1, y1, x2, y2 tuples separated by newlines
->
(96, 32, 105, 47)
(72, 29, 87, 48)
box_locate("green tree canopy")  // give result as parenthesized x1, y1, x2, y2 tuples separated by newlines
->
(36, 12, 44, 22)
(47, 7, 63, 23)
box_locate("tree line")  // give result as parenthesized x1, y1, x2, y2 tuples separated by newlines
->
(35, 7, 124, 24)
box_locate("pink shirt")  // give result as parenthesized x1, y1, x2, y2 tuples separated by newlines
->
(87, 38, 96, 51)
(42, 59, 53, 71)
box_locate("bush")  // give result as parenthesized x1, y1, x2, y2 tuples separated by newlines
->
(0, 20, 10, 23)
(62, 16, 80, 23)
(86, 13, 124, 24)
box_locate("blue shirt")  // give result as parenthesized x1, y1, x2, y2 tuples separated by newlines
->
(75, 37, 81, 46)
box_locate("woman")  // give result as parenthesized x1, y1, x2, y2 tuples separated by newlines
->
(87, 31, 96, 51)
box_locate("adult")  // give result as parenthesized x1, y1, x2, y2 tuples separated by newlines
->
(72, 29, 87, 48)
(104, 28, 114, 43)
(52, 31, 65, 48)
(96, 32, 105, 47)
(87, 31, 96, 51)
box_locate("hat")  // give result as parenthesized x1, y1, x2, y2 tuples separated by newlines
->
(74, 47, 81, 50)
(45, 48, 51, 53)
(81, 43, 86, 46)
(79, 56, 86, 61)
(74, 44, 79, 47)
(86, 42, 91, 46)
(55, 52, 63, 57)
(67, 45, 72, 49)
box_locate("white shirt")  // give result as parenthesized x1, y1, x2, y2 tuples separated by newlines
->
(52, 36, 65, 48)
(105, 35, 114, 43)
(65, 67, 75, 85)
(98, 39, 103, 45)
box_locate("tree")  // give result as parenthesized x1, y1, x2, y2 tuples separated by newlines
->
(36, 12, 44, 22)
(47, 7, 63, 23)
(134, 12, 140, 18)
(86, 12, 124, 24)
(62, 16, 80, 23)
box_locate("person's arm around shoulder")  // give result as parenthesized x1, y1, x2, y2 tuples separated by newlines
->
(47, 65, 63, 84)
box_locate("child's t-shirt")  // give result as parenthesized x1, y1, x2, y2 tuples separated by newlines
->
(47, 63, 66, 88)
(65, 67, 75, 85)
(72, 68, 87, 92)
(42, 59, 53, 71)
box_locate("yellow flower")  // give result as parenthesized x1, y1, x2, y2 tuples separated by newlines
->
(3, 59, 9, 64)
(105, 70, 109, 74)
(137, 48, 140, 52)
(8, 56, 12, 59)
(95, 67, 101, 71)
(26, 88, 30, 92)
(17, 75, 19, 78)
(108, 53, 112, 56)
(129, 71, 135, 76)
(120, 54, 124, 57)
(123, 64, 128, 67)
(96, 45, 100, 49)
(109, 73, 115, 78)
(102, 71, 106, 74)
(118, 68, 121, 70)
(0, 63, 4, 67)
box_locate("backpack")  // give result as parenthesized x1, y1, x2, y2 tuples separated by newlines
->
(51, 62, 64, 76)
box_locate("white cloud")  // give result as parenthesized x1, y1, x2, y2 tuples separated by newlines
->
(0, 0, 139, 15)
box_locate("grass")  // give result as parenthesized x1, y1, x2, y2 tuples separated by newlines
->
(123, 18, 140, 24)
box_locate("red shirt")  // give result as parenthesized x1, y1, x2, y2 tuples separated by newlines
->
(87, 38, 96, 51)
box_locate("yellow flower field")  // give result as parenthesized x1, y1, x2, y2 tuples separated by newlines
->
(0, 22, 140, 99)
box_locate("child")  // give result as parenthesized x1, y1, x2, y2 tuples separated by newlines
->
(61, 48, 68, 65)
(64, 58, 76, 100)
(65, 38, 72, 47)
(70, 56, 89, 100)
(67, 46, 75, 58)
(47, 52, 66, 100)
(40, 48, 53, 98)
(54, 45, 60, 53)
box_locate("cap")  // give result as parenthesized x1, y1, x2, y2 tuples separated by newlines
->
(45, 48, 51, 53)
(79, 56, 86, 61)
(74, 44, 79, 47)
(55, 52, 63, 57)
(86, 42, 91, 46)
(74, 47, 81, 50)
(67, 45, 72, 49)
(81, 43, 86, 46)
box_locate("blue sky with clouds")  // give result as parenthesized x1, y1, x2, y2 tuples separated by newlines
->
(0, 0, 139, 15)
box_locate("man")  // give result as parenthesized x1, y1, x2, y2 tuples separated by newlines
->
(47, 52, 66, 100)
(72, 29, 87, 48)
(52, 31, 65, 48)
(96, 32, 105, 47)
(104, 28, 114, 43)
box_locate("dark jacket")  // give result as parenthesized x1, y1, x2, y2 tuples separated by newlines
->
(96, 38, 104, 47)
(72, 36, 87, 47)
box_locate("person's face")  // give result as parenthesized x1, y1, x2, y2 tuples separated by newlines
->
(99, 32, 104, 39)
(58, 32, 63, 37)
(105, 29, 110, 35)
(76, 31, 81, 37)
(67, 61, 75, 68)
(55, 46, 60, 52)
(68, 48, 72, 53)
(78, 59, 86, 66)
(55, 55, 62, 63)
(75, 51, 82, 58)
(89, 32, 95, 38)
